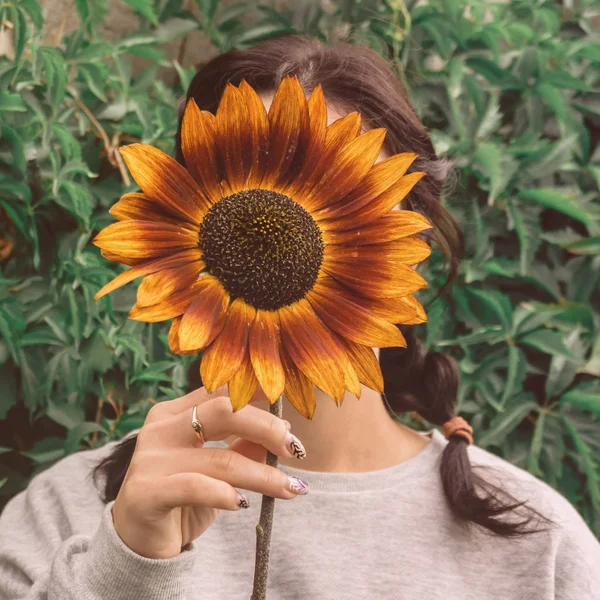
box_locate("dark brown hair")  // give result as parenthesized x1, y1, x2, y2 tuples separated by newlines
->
(95, 35, 548, 536)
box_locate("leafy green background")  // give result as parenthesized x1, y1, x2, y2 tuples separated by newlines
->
(0, 0, 599, 535)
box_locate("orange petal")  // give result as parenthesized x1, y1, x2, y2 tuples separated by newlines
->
(200, 298, 256, 392)
(215, 84, 252, 193)
(181, 101, 222, 204)
(360, 294, 426, 324)
(293, 112, 362, 205)
(318, 171, 426, 231)
(324, 236, 432, 266)
(314, 152, 417, 219)
(340, 338, 384, 393)
(119, 144, 209, 224)
(136, 260, 205, 308)
(249, 310, 285, 403)
(239, 80, 270, 189)
(178, 276, 230, 351)
(95, 249, 203, 300)
(307, 279, 406, 348)
(93, 221, 199, 259)
(128, 281, 203, 322)
(228, 350, 259, 412)
(322, 211, 432, 246)
(100, 249, 144, 266)
(168, 317, 202, 355)
(279, 300, 360, 404)
(109, 193, 183, 226)
(262, 76, 310, 190)
(282, 84, 327, 198)
(302, 128, 387, 213)
(280, 344, 316, 419)
(322, 260, 428, 298)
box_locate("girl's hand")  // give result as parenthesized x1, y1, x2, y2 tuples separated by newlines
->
(112, 387, 306, 559)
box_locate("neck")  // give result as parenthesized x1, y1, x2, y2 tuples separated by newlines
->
(229, 386, 429, 473)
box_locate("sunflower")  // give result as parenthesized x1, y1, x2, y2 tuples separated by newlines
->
(93, 76, 432, 419)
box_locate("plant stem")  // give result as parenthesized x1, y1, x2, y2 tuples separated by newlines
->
(250, 394, 282, 600)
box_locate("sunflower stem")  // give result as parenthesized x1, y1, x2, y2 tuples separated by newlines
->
(250, 394, 282, 600)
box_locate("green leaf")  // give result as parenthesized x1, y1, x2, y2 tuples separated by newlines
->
(563, 236, 600, 255)
(500, 345, 526, 405)
(10, 5, 29, 66)
(562, 417, 600, 510)
(39, 47, 68, 112)
(478, 398, 539, 448)
(561, 390, 600, 417)
(75, 0, 108, 28)
(519, 329, 578, 359)
(19, 0, 44, 31)
(507, 198, 541, 276)
(21, 437, 66, 465)
(65, 422, 109, 454)
(195, 0, 220, 20)
(519, 188, 596, 230)
(123, 0, 158, 24)
(528, 411, 546, 476)
(0, 92, 27, 112)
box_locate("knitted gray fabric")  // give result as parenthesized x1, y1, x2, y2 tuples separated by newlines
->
(1, 429, 598, 599)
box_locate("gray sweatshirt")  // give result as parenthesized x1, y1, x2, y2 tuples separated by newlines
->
(0, 429, 598, 600)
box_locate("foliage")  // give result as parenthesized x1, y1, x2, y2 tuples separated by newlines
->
(0, 0, 599, 534)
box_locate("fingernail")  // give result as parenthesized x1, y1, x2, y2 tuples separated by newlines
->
(237, 493, 250, 509)
(285, 431, 306, 459)
(286, 476, 309, 495)
(283, 420, 291, 431)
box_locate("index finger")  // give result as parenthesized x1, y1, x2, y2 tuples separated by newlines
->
(155, 384, 229, 418)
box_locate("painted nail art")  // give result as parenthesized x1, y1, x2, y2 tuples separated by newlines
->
(286, 476, 309, 495)
(285, 431, 306, 459)
(237, 493, 250, 509)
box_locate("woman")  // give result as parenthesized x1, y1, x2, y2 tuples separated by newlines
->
(0, 35, 598, 600)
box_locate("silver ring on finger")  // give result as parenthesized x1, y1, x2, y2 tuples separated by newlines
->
(191, 404, 206, 445)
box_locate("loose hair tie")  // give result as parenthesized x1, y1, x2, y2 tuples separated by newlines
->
(442, 416, 473, 445)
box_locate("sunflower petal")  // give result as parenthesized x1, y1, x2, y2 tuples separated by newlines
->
(318, 171, 426, 231)
(239, 79, 269, 189)
(229, 350, 259, 412)
(178, 275, 230, 351)
(100, 250, 144, 266)
(180, 100, 222, 204)
(359, 294, 424, 324)
(324, 236, 432, 266)
(168, 317, 203, 355)
(302, 128, 387, 213)
(215, 83, 251, 193)
(93, 221, 199, 259)
(307, 279, 406, 348)
(283, 84, 327, 198)
(262, 76, 310, 190)
(136, 260, 205, 308)
(129, 281, 203, 322)
(279, 299, 360, 404)
(293, 112, 362, 205)
(280, 344, 316, 419)
(109, 193, 183, 226)
(314, 152, 417, 220)
(95, 249, 203, 300)
(340, 338, 384, 393)
(200, 298, 256, 392)
(120, 144, 209, 223)
(249, 310, 285, 403)
(322, 260, 428, 298)
(322, 211, 432, 246)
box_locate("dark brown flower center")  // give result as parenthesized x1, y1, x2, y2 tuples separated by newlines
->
(199, 189, 324, 310)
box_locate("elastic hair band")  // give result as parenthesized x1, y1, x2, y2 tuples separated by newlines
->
(442, 416, 473, 445)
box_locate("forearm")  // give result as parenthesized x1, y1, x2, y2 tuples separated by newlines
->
(1, 503, 196, 600)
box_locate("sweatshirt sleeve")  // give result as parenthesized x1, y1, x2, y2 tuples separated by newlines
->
(552, 497, 600, 599)
(0, 454, 197, 600)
